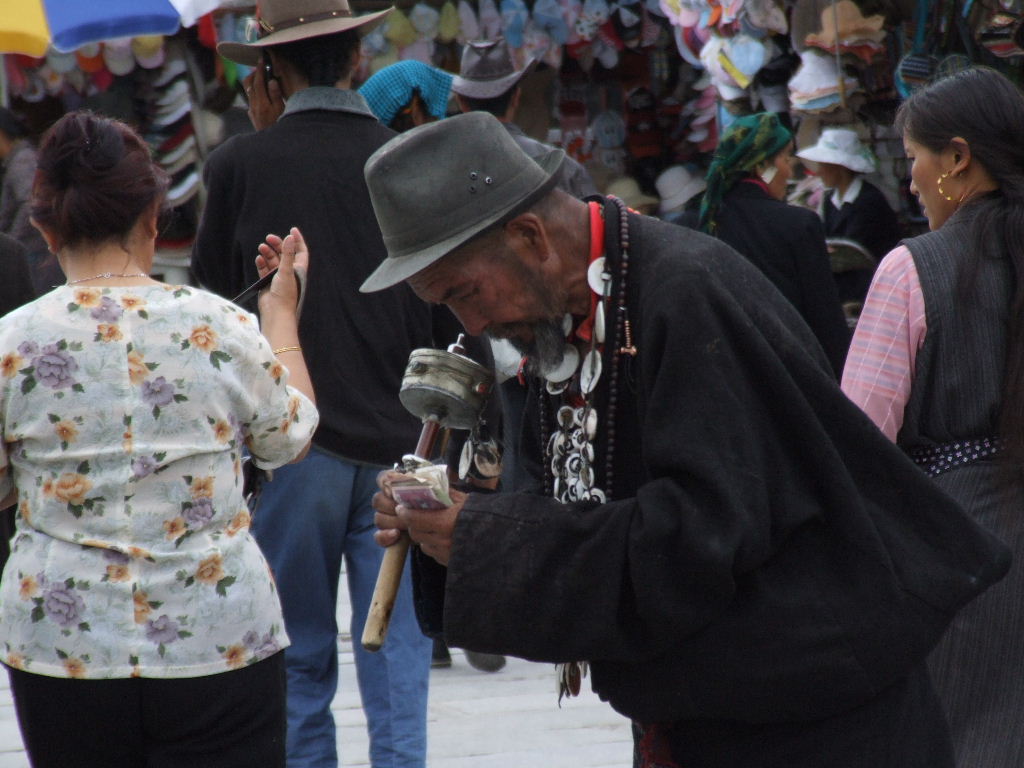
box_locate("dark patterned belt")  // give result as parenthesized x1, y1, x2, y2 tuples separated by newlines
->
(906, 436, 1004, 477)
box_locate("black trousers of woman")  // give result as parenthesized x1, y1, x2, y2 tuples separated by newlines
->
(5, 651, 285, 767)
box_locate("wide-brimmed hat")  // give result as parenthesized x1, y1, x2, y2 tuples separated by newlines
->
(606, 177, 658, 211)
(360, 111, 564, 292)
(797, 127, 877, 174)
(218, 0, 392, 67)
(655, 165, 706, 213)
(451, 37, 537, 100)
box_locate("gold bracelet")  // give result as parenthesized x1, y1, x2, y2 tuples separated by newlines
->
(273, 346, 302, 355)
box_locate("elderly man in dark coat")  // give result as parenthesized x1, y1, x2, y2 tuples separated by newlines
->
(361, 112, 1010, 768)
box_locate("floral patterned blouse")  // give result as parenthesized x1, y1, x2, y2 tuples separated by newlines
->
(0, 284, 317, 679)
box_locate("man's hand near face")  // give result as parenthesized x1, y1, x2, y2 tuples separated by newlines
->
(244, 64, 285, 131)
(373, 470, 466, 566)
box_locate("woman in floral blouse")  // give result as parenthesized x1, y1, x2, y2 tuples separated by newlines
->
(0, 112, 317, 767)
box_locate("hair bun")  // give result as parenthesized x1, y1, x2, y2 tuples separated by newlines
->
(79, 124, 124, 174)
(31, 110, 169, 251)
(41, 113, 125, 191)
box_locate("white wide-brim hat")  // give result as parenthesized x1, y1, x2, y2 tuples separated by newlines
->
(797, 126, 877, 174)
(656, 164, 706, 212)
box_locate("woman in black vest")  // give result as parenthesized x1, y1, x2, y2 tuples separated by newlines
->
(843, 67, 1024, 767)
(700, 113, 850, 377)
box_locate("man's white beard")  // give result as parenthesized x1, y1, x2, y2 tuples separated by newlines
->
(488, 317, 566, 377)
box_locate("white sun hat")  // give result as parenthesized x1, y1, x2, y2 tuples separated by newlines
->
(656, 165, 706, 213)
(797, 127, 877, 174)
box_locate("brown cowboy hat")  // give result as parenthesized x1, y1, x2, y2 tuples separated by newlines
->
(451, 37, 538, 100)
(218, 0, 392, 67)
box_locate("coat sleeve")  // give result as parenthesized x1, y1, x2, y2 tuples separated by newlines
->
(793, 213, 850, 377)
(0, 237, 35, 314)
(191, 141, 248, 300)
(440, 260, 832, 664)
(561, 156, 600, 199)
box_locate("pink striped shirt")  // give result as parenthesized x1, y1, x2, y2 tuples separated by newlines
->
(841, 245, 928, 442)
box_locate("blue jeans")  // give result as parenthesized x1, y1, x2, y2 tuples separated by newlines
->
(252, 447, 430, 768)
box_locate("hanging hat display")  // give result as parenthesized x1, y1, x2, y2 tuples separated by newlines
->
(133, 35, 166, 69)
(75, 43, 105, 73)
(478, 0, 504, 38)
(533, 0, 571, 43)
(103, 38, 136, 76)
(45, 46, 77, 74)
(438, 1, 461, 42)
(457, 0, 481, 41)
(500, 0, 530, 47)
(788, 48, 861, 112)
(385, 9, 419, 48)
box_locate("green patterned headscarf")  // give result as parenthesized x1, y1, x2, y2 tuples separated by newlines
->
(699, 113, 793, 234)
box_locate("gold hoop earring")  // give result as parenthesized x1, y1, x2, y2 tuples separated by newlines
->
(937, 172, 957, 202)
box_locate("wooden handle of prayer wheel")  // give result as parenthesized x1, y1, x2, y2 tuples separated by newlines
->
(362, 533, 412, 652)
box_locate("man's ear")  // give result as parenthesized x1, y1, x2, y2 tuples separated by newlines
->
(504, 213, 550, 262)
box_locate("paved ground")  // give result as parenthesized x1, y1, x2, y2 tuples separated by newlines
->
(0, 580, 633, 767)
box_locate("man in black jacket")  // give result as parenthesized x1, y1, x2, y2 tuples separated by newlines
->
(361, 112, 1010, 767)
(191, 2, 432, 766)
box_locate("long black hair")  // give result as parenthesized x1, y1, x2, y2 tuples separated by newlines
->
(896, 67, 1024, 478)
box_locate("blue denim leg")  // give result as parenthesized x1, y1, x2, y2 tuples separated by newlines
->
(252, 450, 430, 768)
(252, 448, 348, 768)
(346, 464, 431, 768)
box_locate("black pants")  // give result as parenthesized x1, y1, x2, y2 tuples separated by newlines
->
(6, 651, 286, 768)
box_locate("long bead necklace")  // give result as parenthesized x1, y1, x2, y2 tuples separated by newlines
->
(546, 195, 635, 703)
(540, 195, 634, 503)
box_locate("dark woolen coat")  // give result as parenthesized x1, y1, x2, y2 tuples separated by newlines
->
(824, 181, 902, 306)
(191, 97, 433, 466)
(411, 205, 1010, 767)
(713, 181, 850, 376)
(824, 180, 901, 261)
(0, 232, 34, 316)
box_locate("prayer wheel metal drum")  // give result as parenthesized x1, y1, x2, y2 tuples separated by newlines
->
(399, 348, 494, 429)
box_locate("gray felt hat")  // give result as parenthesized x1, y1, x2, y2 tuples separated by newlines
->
(451, 38, 537, 100)
(360, 111, 564, 293)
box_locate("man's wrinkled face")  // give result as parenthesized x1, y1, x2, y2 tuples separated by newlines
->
(408, 234, 568, 373)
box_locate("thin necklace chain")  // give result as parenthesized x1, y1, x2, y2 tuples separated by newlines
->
(66, 272, 150, 285)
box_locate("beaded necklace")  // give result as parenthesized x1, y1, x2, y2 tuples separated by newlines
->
(540, 195, 635, 702)
(539, 195, 634, 505)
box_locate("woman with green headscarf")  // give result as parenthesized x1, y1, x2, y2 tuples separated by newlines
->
(700, 112, 850, 377)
